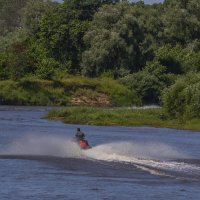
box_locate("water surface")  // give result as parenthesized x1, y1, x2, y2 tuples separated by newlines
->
(0, 106, 200, 200)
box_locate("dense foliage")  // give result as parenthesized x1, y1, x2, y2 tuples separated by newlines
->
(121, 61, 176, 104)
(162, 73, 200, 119)
(0, 0, 200, 119)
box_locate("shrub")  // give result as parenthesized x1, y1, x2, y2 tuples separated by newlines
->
(121, 61, 176, 104)
(155, 44, 200, 74)
(36, 58, 61, 80)
(162, 73, 200, 119)
(0, 52, 10, 80)
(98, 78, 141, 106)
(0, 78, 69, 106)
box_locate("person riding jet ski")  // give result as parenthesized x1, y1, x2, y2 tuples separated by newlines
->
(75, 128, 91, 149)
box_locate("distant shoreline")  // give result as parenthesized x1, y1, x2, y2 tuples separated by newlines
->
(46, 107, 200, 132)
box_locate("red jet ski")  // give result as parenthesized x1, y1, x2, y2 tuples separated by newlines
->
(78, 139, 91, 149)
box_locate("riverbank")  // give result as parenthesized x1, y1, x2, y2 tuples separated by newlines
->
(47, 107, 200, 131)
(0, 77, 137, 106)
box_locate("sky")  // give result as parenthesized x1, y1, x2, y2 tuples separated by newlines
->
(54, 0, 164, 4)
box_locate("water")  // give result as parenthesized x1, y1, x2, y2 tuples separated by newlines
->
(0, 106, 200, 200)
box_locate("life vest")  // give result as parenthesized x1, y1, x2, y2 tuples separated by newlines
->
(79, 139, 89, 149)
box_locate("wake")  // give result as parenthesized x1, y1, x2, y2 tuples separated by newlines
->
(85, 142, 200, 179)
(1, 135, 200, 179)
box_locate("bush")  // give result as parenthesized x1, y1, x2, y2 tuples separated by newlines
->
(0, 78, 69, 106)
(162, 73, 200, 119)
(98, 78, 141, 106)
(36, 58, 61, 80)
(0, 52, 10, 80)
(121, 61, 176, 104)
(155, 44, 200, 74)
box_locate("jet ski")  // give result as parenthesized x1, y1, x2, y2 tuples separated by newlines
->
(78, 139, 91, 150)
(73, 137, 91, 150)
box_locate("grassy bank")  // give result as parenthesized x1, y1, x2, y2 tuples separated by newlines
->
(47, 107, 200, 131)
(0, 76, 137, 106)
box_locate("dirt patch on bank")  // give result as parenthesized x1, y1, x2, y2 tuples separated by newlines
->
(71, 93, 110, 106)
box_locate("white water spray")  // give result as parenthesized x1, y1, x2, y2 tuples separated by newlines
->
(2, 135, 199, 176)
(1, 135, 84, 158)
(84, 141, 184, 161)
(1, 136, 183, 160)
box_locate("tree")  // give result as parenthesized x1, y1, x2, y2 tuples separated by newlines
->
(0, 0, 27, 36)
(81, 3, 145, 77)
(6, 41, 33, 80)
(162, 0, 200, 45)
(21, 0, 57, 37)
(2, 38, 60, 80)
(135, 4, 164, 64)
(37, 0, 104, 73)
(63, 0, 120, 19)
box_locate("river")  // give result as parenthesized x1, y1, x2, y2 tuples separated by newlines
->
(0, 106, 200, 200)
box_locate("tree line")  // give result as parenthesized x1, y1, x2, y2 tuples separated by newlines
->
(0, 0, 200, 119)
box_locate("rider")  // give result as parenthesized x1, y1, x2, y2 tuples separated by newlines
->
(75, 128, 85, 141)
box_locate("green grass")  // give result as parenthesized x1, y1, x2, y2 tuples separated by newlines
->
(0, 79, 69, 106)
(47, 107, 200, 131)
(0, 76, 137, 106)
